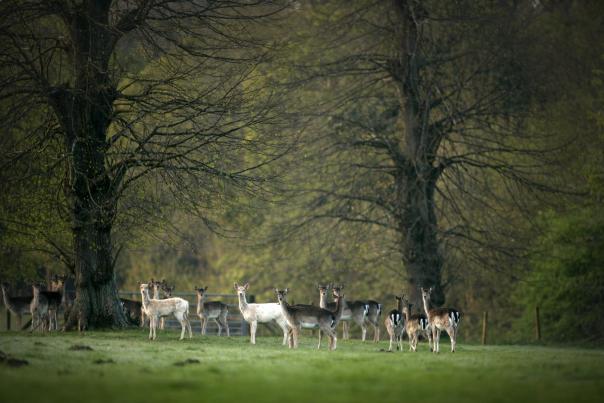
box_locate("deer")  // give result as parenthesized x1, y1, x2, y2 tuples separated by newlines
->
(139, 283, 191, 340)
(420, 287, 461, 353)
(51, 274, 75, 324)
(364, 300, 382, 342)
(318, 284, 369, 340)
(234, 282, 289, 345)
(384, 295, 405, 352)
(1, 282, 32, 330)
(275, 288, 340, 350)
(340, 297, 368, 340)
(401, 295, 432, 352)
(195, 286, 229, 336)
(30, 283, 50, 332)
(40, 280, 62, 331)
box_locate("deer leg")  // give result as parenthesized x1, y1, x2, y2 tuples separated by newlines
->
(174, 312, 185, 340)
(250, 320, 257, 344)
(222, 313, 229, 337)
(201, 317, 207, 335)
(278, 320, 288, 345)
(374, 324, 380, 343)
(329, 327, 337, 350)
(361, 323, 367, 342)
(292, 327, 300, 349)
(332, 329, 338, 350)
(317, 329, 322, 349)
(447, 326, 455, 352)
(183, 312, 192, 338)
(212, 318, 221, 336)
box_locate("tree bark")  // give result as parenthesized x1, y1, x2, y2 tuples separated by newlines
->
(390, 0, 445, 306)
(55, 1, 127, 330)
(396, 164, 444, 306)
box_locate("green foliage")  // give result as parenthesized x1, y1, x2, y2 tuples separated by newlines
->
(514, 209, 604, 342)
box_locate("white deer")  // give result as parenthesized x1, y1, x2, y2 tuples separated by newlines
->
(234, 282, 289, 345)
(139, 283, 192, 340)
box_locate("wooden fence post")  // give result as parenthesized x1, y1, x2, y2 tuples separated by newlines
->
(481, 311, 488, 345)
(534, 306, 541, 341)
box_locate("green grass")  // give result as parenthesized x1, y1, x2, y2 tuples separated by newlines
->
(0, 330, 603, 403)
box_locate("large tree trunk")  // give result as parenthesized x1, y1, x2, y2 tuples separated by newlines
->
(390, 0, 446, 307)
(396, 165, 444, 306)
(61, 102, 128, 329)
(70, 221, 128, 329)
(53, 2, 128, 330)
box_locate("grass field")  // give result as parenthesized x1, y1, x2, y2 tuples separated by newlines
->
(0, 330, 603, 403)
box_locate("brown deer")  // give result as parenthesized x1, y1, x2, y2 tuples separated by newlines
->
(1, 282, 32, 330)
(30, 283, 49, 332)
(401, 296, 432, 352)
(420, 288, 461, 353)
(384, 295, 405, 352)
(195, 286, 229, 336)
(276, 288, 340, 350)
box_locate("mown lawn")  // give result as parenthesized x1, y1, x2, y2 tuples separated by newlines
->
(0, 330, 602, 403)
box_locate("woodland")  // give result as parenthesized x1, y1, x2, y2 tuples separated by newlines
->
(0, 0, 603, 344)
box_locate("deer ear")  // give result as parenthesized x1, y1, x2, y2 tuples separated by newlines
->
(244, 283, 249, 290)
(429, 287, 433, 293)
(233, 283, 238, 290)
(284, 288, 289, 294)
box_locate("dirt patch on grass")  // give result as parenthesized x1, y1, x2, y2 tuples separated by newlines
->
(93, 358, 115, 364)
(69, 344, 94, 351)
(173, 358, 200, 366)
(0, 349, 29, 368)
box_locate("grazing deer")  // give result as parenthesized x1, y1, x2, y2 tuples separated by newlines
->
(275, 288, 340, 350)
(1, 282, 32, 330)
(30, 284, 50, 332)
(195, 286, 229, 336)
(421, 287, 461, 353)
(401, 296, 432, 352)
(139, 283, 191, 340)
(384, 295, 405, 352)
(364, 300, 382, 342)
(234, 282, 289, 345)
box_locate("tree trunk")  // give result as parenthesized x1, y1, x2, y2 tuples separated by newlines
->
(67, 218, 128, 330)
(396, 163, 445, 307)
